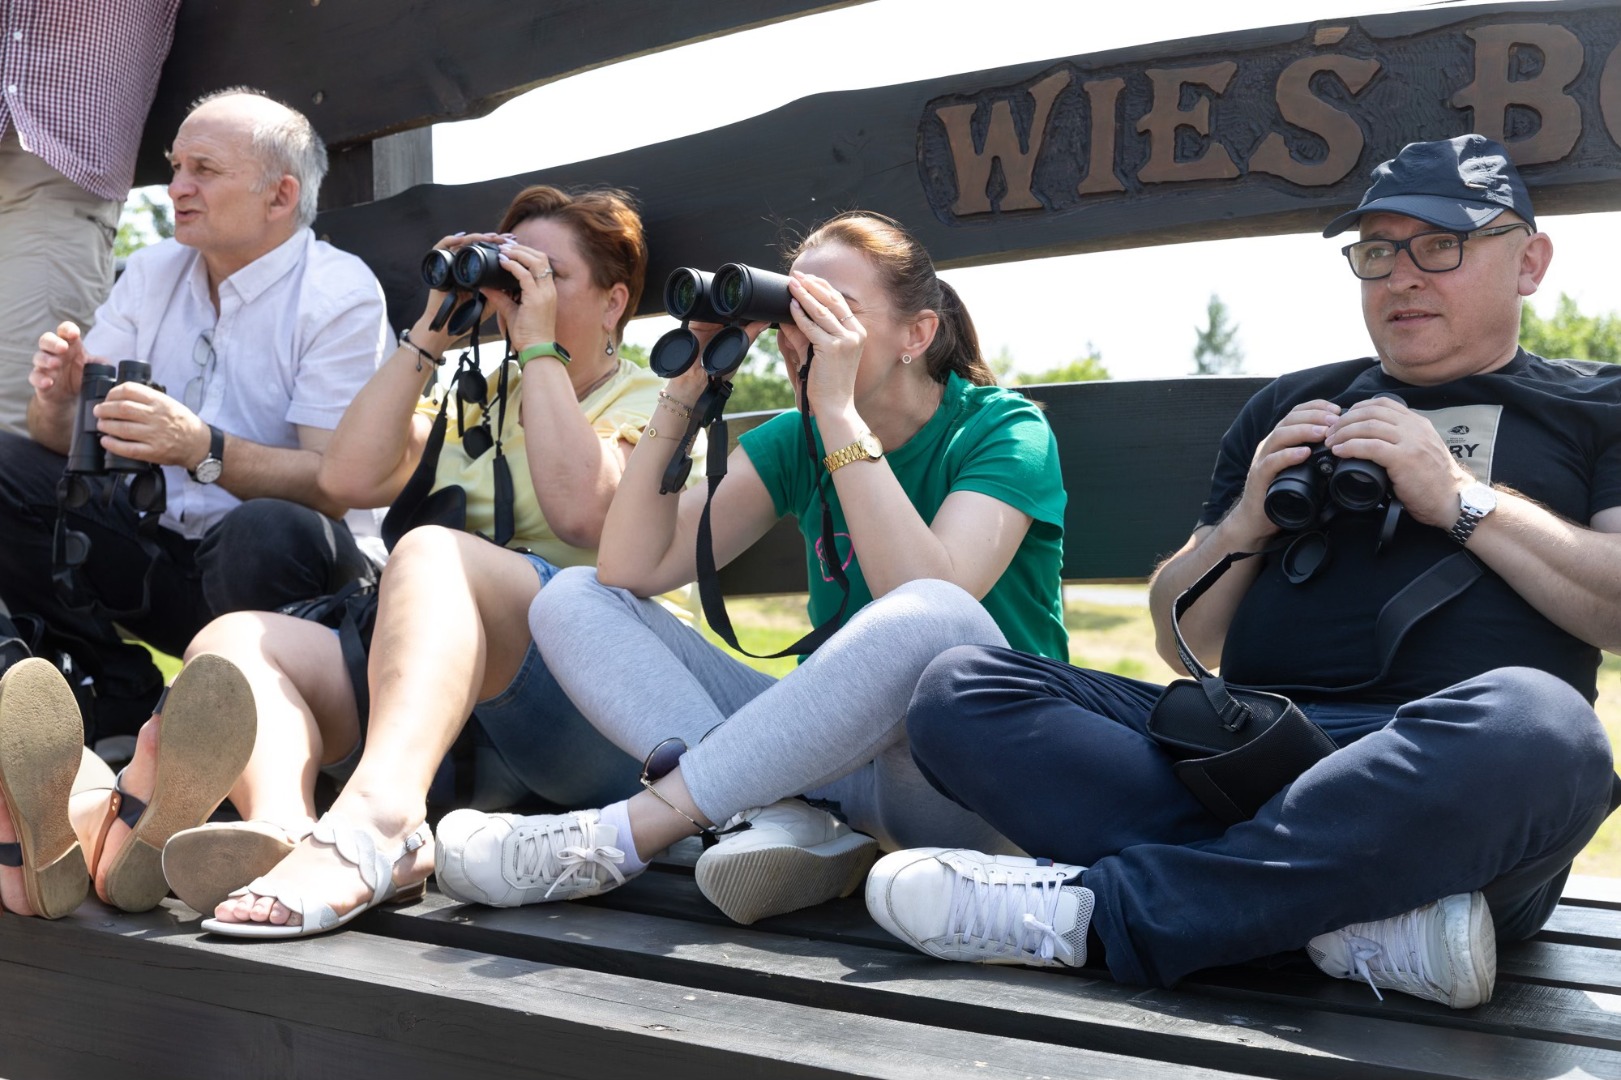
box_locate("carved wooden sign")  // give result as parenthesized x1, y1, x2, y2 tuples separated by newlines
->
(917, 0, 1621, 235)
(318, 0, 1621, 326)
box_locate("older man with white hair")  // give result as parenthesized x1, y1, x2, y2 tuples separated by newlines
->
(0, 88, 387, 742)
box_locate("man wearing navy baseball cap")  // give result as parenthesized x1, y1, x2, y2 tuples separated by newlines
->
(865, 134, 1621, 1009)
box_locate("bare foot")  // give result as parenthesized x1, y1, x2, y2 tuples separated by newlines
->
(209, 790, 432, 929)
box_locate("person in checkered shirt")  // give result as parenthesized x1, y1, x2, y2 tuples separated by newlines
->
(0, 1, 180, 437)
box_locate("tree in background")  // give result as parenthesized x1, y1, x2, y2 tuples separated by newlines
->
(115, 190, 173, 258)
(1013, 343, 1109, 384)
(1192, 293, 1244, 375)
(1520, 294, 1621, 363)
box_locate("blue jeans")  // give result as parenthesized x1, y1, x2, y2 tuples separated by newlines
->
(907, 646, 1620, 987)
(468, 554, 642, 810)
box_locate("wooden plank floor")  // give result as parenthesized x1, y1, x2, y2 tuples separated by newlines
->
(2, 855, 1618, 1080)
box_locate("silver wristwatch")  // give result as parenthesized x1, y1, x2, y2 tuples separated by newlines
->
(1448, 482, 1497, 544)
(190, 424, 225, 484)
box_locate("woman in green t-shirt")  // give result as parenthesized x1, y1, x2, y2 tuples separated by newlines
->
(435, 211, 1068, 925)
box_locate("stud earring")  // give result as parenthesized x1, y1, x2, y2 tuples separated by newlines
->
(901, 353, 913, 365)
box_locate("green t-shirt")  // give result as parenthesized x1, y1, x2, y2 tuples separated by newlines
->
(739, 372, 1067, 661)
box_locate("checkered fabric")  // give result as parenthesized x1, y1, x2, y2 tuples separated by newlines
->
(0, 0, 179, 200)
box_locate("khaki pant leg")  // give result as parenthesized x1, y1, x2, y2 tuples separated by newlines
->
(0, 134, 121, 436)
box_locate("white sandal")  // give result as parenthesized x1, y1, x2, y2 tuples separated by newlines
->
(199, 812, 430, 938)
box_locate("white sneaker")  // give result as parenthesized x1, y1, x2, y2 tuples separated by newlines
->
(1307, 891, 1495, 1009)
(866, 847, 1092, 967)
(693, 798, 879, 925)
(434, 808, 632, 908)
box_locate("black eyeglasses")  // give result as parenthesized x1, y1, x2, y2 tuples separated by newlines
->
(1341, 222, 1531, 280)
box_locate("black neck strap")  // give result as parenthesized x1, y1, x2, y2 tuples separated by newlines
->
(689, 347, 852, 659)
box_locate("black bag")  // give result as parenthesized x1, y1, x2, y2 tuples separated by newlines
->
(1148, 546, 1481, 825)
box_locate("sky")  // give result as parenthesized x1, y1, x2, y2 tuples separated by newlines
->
(424, 0, 1621, 381)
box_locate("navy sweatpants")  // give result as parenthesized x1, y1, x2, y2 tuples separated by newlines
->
(907, 645, 1619, 987)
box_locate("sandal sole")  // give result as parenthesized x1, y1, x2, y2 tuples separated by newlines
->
(0, 659, 90, 919)
(102, 654, 257, 913)
(162, 822, 297, 916)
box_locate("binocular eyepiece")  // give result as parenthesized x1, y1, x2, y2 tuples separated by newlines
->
(61, 359, 166, 513)
(650, 263, 795, 379)
(421, 241, 519, 297)
(1263, 392, 1405, 532)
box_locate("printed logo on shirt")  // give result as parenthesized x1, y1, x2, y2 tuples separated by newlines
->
(1418, 404, 1501, 483)
(816, 532, 855, 582)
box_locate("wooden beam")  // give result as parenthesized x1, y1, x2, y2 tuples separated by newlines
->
(313, 0, 1621, 327)
(134, 0, 872, 186)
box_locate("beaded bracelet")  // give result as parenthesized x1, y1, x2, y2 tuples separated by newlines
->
(657, 391, 695, 420)
(398, 328, 441, 371)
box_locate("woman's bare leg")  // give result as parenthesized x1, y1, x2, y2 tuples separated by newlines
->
(215, 528, 540, 928)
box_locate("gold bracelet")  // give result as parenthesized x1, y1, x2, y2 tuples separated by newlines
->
(657, 391, 695, 420)
(642, 424, 680, 440)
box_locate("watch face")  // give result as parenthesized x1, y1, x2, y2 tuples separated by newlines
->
(1463, 483, 1497, 515)
(860, 433, 883, 459)
(194, 458, 223, 484)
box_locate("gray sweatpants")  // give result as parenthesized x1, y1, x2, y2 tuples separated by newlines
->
(529, 567, 1013, 852)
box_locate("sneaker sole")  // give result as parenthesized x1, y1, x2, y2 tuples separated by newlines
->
(1452, 891, 1496, 1009)
(696, 831, 879, 925)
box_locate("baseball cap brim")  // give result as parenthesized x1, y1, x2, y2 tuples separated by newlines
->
(1322, 194, 1506, 238)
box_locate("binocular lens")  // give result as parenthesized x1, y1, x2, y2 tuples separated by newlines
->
(1328, 463, 1386, 512)
(452, 245, 490, 289)
(421, 249, 455, 290)
(662, 268, 721, 323)
(710, 263, 793, 324)
(1263, 480, 1319, 533)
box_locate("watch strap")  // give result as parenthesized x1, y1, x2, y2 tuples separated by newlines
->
(823, 438, 873, 472)
(1448, 486, 1494, 545)
(516, 342, 570, 368)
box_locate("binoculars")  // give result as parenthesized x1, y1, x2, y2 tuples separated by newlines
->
(421, 241, 520, 298)
(1263, 393, 1405, 532)
(60, 360, 165, 513)
(649, 263, 794, 379)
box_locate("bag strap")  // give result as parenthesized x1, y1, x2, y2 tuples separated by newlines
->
(1171, 543, 1483, 696)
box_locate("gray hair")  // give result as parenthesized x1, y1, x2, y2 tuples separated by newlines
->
(189, 87, 328, 228)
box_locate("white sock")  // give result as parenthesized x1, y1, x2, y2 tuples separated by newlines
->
(596, 800, 649, 876)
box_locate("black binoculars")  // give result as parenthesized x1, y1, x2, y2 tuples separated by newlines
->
(421, 241, 520, 298)
(1263, 392, 1405, 532)
(649, 263, 794, 379)
(60, 360, 165, 513)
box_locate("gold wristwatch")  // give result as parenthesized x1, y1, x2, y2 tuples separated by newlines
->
(823, 431, 884, 472)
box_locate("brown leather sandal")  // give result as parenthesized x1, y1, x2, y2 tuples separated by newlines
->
(93, 653, 257, 913)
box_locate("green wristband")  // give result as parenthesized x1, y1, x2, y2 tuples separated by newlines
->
(516, 342, 571, 368)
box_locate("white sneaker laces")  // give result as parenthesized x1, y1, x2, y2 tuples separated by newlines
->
(945, 862, 1070, 962)
(1341, 908, 1439, 1002)
(508, 817, 627, 899)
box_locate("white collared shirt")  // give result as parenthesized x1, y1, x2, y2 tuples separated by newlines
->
(84, 229, 389, 540)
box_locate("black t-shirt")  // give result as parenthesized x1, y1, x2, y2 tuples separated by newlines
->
(1198, 350, 1621, 704)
